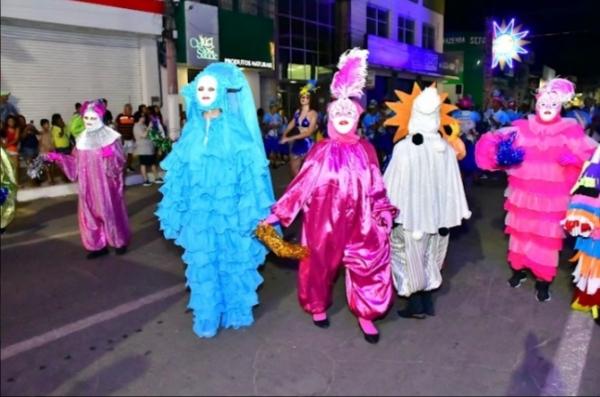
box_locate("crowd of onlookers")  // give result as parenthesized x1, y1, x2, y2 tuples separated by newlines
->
(0, 93, 168, 188)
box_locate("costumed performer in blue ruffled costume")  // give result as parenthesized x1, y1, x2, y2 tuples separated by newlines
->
(156, 62, 276, 338)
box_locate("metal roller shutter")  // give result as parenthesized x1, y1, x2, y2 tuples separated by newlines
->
(1, 23, 143, 124)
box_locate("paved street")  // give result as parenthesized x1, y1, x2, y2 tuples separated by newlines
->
(1, 168, 599, 396)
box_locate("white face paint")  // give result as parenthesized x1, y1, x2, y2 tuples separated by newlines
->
(83, 109, 103, 131)
(330, 98, 359, 135)
(196, 75, 218, 107)
(536, 92, 561, 122)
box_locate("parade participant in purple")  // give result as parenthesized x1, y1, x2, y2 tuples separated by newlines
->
(280, 81, 319, 177)
(45, 100, 130, 259)
(261, 48, 397, 344)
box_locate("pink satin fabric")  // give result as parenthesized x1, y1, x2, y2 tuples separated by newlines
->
(272, 139, 397, 320)
(55, 141, 131, 251)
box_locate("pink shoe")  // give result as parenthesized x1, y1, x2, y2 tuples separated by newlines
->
(358, 317, 379, 344)
(312, 312, 329, 328)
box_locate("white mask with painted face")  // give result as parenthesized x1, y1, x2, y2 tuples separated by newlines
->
(196, 75, 218, 107)
(83, 109, 103, 131)
(330, 98, 359, 135)
(536, 92, 561, 122)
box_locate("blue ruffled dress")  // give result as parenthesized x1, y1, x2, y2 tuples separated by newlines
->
(156, 63, 275, 337)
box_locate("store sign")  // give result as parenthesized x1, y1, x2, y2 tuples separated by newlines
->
(444, 36, 485, 46)
(367, 35, 440, 75)
(189, 35, 218, 61)
(224, 58, 273, 69)
(185, 1, 219, 67)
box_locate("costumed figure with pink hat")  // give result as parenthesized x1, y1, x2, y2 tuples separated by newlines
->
(475, 78, 597, 301)
(259, 48, 397, 343)
(45, 100, 131, 259)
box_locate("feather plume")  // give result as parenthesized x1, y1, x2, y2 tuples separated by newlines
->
(330, 48, 369, 100)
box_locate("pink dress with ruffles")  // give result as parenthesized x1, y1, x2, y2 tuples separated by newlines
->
(476, 115, 597, 281)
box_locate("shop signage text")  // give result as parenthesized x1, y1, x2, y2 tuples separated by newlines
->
(189, 35, 218, 61)
(224, 58, 273, 69)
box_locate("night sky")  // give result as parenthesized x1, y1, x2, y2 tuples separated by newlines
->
(444, 0, 600, 82)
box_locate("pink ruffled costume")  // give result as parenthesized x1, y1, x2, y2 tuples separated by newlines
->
(52, 136, 131, 251)
(272, 138, 397, 319)
(476, 115, 596, 281)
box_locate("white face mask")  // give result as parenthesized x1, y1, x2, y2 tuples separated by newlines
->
(330, 98, 358, 135)
(83, 110, 103, 131)
(536, 92, 561, 122)
(196, 75, 218, 107)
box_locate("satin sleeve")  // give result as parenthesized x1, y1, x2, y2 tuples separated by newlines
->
(271, 149, 323, 227)
(54, 150, 79, 182)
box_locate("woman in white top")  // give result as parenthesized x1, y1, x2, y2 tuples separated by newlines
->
(133, 113, 161, 186)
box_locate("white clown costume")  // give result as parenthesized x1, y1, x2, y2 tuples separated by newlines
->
(383, 83, 471, 318)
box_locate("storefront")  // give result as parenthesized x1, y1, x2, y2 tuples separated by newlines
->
(0, 0, 163, 124)
(175, 1, 275, 110)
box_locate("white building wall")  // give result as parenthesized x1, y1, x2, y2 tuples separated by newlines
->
(350, 0, 444, 53)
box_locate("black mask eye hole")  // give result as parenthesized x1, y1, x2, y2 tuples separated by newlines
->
(412, 133, 424, 145)
(443, 125, 453, 135)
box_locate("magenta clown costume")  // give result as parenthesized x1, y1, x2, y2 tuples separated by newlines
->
(262, 48, 397, 343)
(475, 78, 597, 301)
(46, 100, 131, 259)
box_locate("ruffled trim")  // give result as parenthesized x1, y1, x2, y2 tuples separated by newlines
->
(505, 226, 564, 250)
(508, 251, 557, 281)
(505, 211, 566, 239)
(505, 187, 570, 212)
(508, 235, 560, 268)
(508, 176, 573, 197)
(508, 160, 571, 183)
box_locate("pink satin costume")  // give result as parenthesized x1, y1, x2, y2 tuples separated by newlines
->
(476, 115, 596, 281)
(271, 123, 397, 320)
(54, 141, 131, 251)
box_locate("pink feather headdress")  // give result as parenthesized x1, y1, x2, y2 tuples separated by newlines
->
(330, 48, 369, 101)
(536, 78, 575, 104)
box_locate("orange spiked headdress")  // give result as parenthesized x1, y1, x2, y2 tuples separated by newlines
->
(384, 82, 459, 143)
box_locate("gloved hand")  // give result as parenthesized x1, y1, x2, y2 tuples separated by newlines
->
(558, 151, 579, 167)
(101, 145, 115, 158)
(261, 213, 280, 226)
(44, 152, 62, 163)
(377, 211, 394, 232)
(561, 215, 594, 238)
(495, 131, 525, 167)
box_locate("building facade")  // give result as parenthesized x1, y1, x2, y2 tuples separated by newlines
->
(345, 0, 447, 103)
(174, 0, 276, 110)
(0, 0, 163, 124)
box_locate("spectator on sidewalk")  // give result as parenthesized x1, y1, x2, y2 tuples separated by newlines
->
(133, 112, 161, 186)
(101, 98, 114, 127)
(115, 103, 136, 173)
(20, 120, 39, 162)
(51, 113, 71, 154)
(67, 102, 85, 140)
(38, 118, 55, 185)
(1, 115, 20, 184)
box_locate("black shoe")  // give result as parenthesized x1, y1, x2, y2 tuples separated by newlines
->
(508, 270, 527, 288)
(362, 332, 380, 344)
(397, 294, 426, 319)
(535, 281, 551, 302)
(115, 246, 128, 255)
(313, 318, 330, 328)
(86, 247, 109, 260)
(0, 228, 5, 235)
(422, 291, 435, 316)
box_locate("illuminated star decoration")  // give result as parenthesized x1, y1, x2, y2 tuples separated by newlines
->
(492, 18, 529, 70)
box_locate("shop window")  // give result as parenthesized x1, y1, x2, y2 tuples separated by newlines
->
(397, 16, 415, 45)
(287, 63, 310, 80)
(291, 19, 304, 48)
(422, 23, 436, 50)
(279, 0, 290, 15)
(366, 4, 388, 38)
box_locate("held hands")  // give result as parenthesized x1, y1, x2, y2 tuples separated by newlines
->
(261, 213, 280, 226)
(377, 211, 394, 232)
(495, 131, 525, 167)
